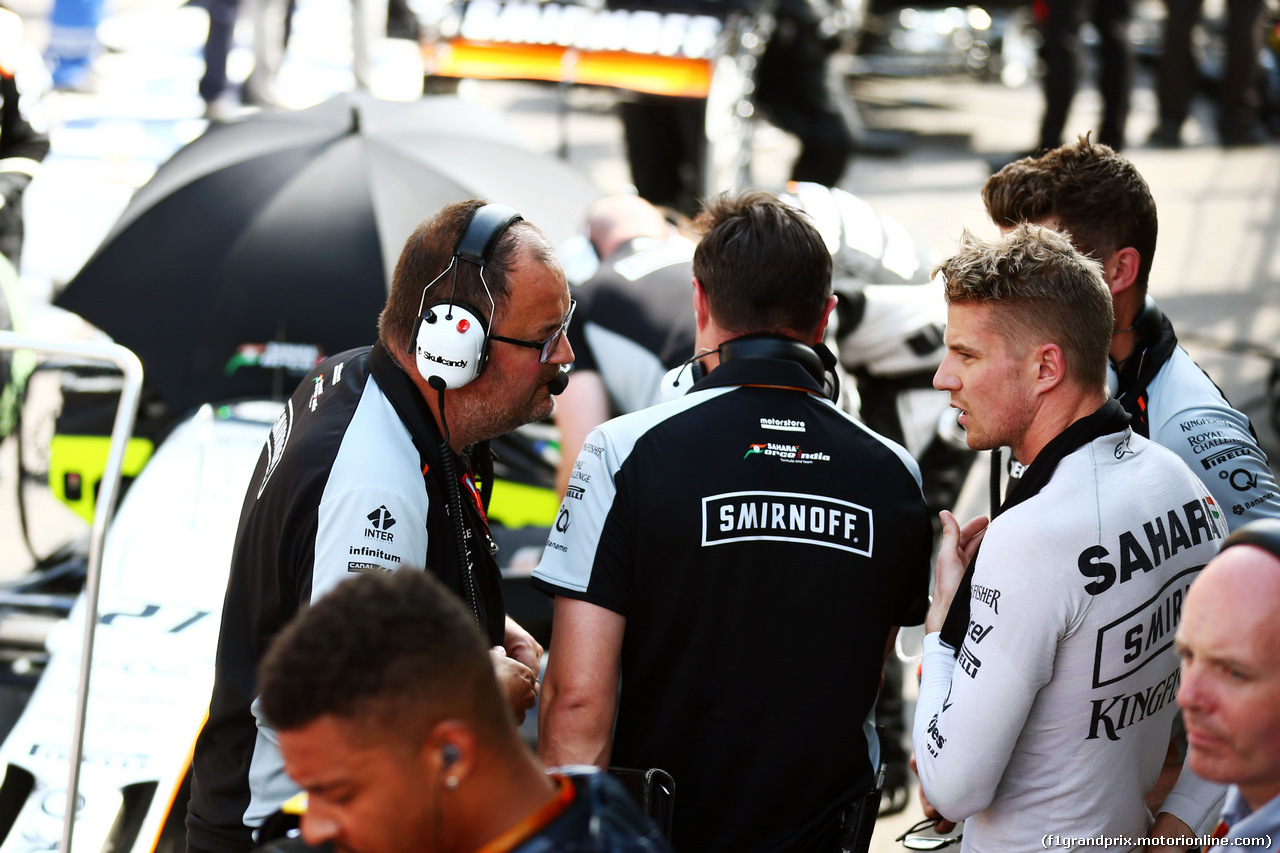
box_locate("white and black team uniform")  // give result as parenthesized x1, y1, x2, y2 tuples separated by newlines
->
(568, 236, 698, 415)
(1001, 299, 1280, 528)
(186, 343, 505, 853)
(1111, 299, 1280, 525)
(533, 347, 932, 853)
(914, 401, 1227, 852)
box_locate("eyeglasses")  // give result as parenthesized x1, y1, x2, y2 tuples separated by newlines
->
(490, 299, 576, 363)
(895, 818, 964, 850)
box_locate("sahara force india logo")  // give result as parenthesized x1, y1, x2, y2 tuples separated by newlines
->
(702, 491, 872, 555)
(743, 442, 830, 463)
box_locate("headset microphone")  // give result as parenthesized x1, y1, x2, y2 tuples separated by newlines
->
(549, 365, 570, 396)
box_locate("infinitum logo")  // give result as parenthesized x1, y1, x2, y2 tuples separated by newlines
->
(365, 506, 396, 542)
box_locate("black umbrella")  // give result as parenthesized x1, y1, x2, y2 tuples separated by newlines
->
(55, 91, 602, 416)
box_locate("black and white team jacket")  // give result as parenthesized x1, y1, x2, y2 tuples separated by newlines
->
(187, 343, 504, 853)
(1111, 300, 1280, 527)
(1002, 300, 1280, 530)
(533, 354, 933, 853)
(568, 236, 698, 415)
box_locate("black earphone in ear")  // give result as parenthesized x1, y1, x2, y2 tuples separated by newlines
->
(411, 204, 524, 390)
(442, 743, 461, 767)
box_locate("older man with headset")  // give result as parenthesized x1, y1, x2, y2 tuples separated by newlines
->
(186, 200, 576, 853)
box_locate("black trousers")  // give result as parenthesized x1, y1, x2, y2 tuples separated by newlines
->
(1038, 0, 1134, 150)
(620, 11, 856, 216)
(1155, 0, 1265, 132)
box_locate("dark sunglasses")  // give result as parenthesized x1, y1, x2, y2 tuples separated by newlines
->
(489, 299, 576, 363)
(894, 817, 964, 850)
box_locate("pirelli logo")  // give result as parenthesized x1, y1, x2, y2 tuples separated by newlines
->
(701, 491, 873, 555)
(1200, 445, 1257, 471)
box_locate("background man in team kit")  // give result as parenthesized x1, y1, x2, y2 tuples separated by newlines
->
(554, 194, 697, 496)
(258, 568, 672, 853)
(913, 225, 1225, 850)
(187, 200, 574, 853)
(1177, 519, 1280, 850)
(535, 191, 932, 852)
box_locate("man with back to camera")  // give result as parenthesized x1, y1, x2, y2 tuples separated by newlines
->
(186, 199, 576, 853)
(553, 187, 944, 816)
(534, 191, 934, 852)
(982, 138, 1280, 531)
(257, 567, 673, 853)
(1176, 518, 1280, 851)
(553, 194, 698, 497)
(913, 225, 1227, 851)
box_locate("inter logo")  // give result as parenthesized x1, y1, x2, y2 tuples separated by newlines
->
(365, 506, 397, 542)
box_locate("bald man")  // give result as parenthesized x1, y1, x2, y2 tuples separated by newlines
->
(554, 195, 697, 496)
(1177, 519, 1280, 851)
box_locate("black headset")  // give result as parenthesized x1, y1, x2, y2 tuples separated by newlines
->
(720, 335, 827, 384)
(682, 334, 840, 403)
(1220, 518, 1280, 562)
(410, 204, 524, 390)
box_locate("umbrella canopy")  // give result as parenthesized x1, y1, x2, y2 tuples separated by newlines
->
(56, 91, 602, 416)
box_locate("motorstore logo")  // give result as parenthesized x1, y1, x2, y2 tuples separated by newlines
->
(417, 346, 468, 369)
(366, 506, 396, 542)
(702, 491, 872, 555)
(743, 442, 831, 463)
(760, 417, 805, 432)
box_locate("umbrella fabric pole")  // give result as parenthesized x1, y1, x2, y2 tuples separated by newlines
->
(0, 332, 144, 853)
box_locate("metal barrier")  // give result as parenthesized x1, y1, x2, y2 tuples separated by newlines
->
(0, 331, 143, 853)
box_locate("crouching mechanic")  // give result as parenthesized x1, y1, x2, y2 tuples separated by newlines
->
(535, 191, 933, 852)
(187, 200, 574, 853)
(258, 568, 673, 853)
(914, 225, 1226, 851)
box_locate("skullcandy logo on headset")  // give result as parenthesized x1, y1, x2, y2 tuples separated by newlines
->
(417, 345, 469, 370)
(410, 205, 523, 390)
